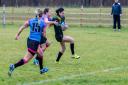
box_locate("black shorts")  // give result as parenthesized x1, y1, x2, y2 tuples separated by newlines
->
(55, 34, 63, 42)
(40, 36, 47, 44)
(27, 38, 40, 55)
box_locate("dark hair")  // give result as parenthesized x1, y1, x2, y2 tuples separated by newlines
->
(43, 8, 49, 14)
(56, 7, 64, 16)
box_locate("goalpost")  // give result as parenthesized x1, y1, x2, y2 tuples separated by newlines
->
(2, 4, 6, 28)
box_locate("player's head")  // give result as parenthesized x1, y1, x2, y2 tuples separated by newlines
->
(56, 7, 64, 17)
(43, 8, 51, 17)
(115, 0, 119, 3)
(35, 8, 43, 17)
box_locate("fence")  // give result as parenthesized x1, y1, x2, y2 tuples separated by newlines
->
(0, 7, 128, 27)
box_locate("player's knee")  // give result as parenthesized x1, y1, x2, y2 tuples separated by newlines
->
(70, 38, 74, 43)
(62, 46, 66, 53)
(23, 58, 29, 64)
(38, 48, 43, 55)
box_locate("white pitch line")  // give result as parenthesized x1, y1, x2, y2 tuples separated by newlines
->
(19, 66, 128, 85)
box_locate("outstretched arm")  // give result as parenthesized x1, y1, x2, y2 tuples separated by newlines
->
(15, 20, 29, 40)
(43, 25, 48, 38)
(44, 17, 58, 25)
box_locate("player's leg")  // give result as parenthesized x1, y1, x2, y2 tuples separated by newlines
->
(36, 44, 48, 74)
(117, 15, 121, 31)
(55, 34, 65, 62)
(63, 35, 80, 59)
(42, 39, 51, 52)
(62, 35, 75, 55)
(113, 15, 117, 31)
(33, 37, 49, 65)
(33, 44, 44, 65)
(8, 38, 39, 76)
(8, 51, 35, 77)
(56, 42, 66, 62)
(33, 54, 39, 65)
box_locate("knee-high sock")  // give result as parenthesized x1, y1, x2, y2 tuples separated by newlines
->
(14, 59, 27, 68)
(70, 43, 75, 55)
(56, 52, 63, 62)
(36, 55, 43, 70)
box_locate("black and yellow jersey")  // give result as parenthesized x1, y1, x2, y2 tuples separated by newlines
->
(52, 15, 65, 35)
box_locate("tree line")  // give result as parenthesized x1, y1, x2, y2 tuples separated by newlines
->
(0, 0, 128, 7)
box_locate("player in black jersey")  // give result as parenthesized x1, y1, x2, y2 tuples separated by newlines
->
(52, 8, 80, 62)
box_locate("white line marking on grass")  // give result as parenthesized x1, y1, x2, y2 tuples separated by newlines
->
(20, 66, 128, 85)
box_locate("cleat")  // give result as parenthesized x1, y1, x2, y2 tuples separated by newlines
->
(114, 29, 116, 32)
(40, 67, 48, 74)
(71, 54, 80, 59)
(55, 61, 59, 63)
(8, 64, 15, 77)
(55, 61, 61, 64)
(33, 58, 39, 65)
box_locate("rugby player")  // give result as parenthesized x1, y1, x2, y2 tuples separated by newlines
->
(33, 8, 58, 65)
(8, 8, 48, 76)
(52, 8, 80, 62)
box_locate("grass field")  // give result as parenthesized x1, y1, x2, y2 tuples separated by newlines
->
(0, 24, 128, 85)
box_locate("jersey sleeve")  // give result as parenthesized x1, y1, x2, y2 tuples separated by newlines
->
(51, 16, 57, 21)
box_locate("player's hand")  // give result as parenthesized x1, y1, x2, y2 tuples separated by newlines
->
(15, 35, 20, 40)
(54, 21, 58, 25)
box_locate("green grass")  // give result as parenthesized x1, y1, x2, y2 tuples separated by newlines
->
(0, 24, 128, 85)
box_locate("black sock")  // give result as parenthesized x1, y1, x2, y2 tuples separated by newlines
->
(35, 55, 38, 60)
(56, 52, 63, 62)
(70, 43, 75, 55)
(14, 59, 25, 68)
(36, 55, 43, 70)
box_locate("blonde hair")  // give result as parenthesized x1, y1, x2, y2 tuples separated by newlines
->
(115, 0, 119, 3)
(35, 8, 43, 17)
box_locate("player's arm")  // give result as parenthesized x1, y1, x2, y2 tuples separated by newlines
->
(15, 20, 29, 40)
(119, 4, 122, 15)
(44, 17, 58, 25)
(111, 5, 114, 15)
(43, 25, 48, 38)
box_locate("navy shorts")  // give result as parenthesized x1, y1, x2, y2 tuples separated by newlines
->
(27, 38, 40, 55)
(55, 34, 63, 42)
(40, 36, 47, 44)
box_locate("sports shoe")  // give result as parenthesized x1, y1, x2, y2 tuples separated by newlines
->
(114, 29, 116, 32)
(71, 54, 80, 59)
(8, 64, 15, 77)
(33, 58, 39, 65)
(55, 61, 62, 64)
(55, 61, 59, 63)
(118, 29, 121, 32)
(40, 67, 48, 74)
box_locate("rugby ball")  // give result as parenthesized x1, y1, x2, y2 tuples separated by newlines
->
(61, 22, 68, 31)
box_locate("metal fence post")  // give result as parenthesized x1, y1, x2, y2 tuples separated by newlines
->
(2, 4, 6, 28)
(11, 7, 14, 24)
(80, 5, 84, 27)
